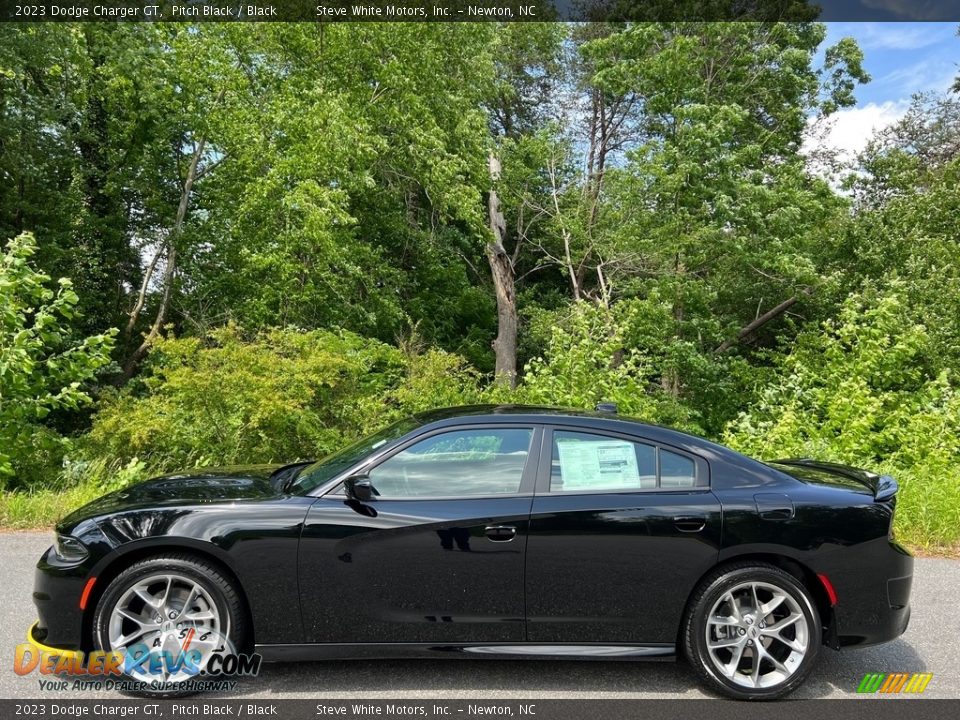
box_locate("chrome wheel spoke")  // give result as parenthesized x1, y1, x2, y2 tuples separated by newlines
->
(721, 640, 746, 678)
(113, 627, 149, 646)
(133, 585, 158, 608)
(158, 576, 174, 607)
(760, 592, 787, 617)
(709, 614, 740, 627)
(765, 614, 801, 632)
(708, 636, 742, 649)
(182, 584, 200, 614)
(117, 608, 157, 628)
(749, 645, 762, 687)
(723, 592, 742, 622)
(758, 643, 789, 674)
(764, 629, 806, 654)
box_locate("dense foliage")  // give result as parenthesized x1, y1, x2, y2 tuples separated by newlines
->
(0, 234, 115, 486)
(1, 22, 958, 548)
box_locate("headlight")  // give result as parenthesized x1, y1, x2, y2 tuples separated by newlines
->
(53, 533, 88, 563)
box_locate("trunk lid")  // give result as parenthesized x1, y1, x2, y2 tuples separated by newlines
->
(769, 458, 898, 502)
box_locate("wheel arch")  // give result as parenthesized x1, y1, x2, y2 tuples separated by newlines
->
(677, 551, 835, 656)
(81, 538, 255, 652)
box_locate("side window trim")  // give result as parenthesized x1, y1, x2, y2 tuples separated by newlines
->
(325, 423, 543, 501)
(535, 425, 709, 495)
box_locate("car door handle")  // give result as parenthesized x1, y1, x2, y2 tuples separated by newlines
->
(484, 525, 517, 542)
(673, 515, 707, 532)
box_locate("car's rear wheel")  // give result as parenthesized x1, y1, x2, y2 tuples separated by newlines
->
(683, 562, 820, 700)
(92, 554, 247, 697)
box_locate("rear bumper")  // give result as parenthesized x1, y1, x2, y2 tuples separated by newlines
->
(831, 539, 914, 648)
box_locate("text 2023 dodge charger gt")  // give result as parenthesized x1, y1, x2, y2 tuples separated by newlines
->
(31, 405, 912, 699)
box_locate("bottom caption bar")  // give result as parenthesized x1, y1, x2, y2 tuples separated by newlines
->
(3, 699, 959, 720)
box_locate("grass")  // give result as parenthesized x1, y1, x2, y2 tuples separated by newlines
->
(887, 467, 960, 556)
(0, 482, 104, 530)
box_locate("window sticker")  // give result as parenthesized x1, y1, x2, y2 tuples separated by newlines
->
(555, 438, 640, 490)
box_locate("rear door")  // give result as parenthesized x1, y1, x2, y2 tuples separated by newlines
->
(299, 424, 540, 644)
(525, 426, 722, 644)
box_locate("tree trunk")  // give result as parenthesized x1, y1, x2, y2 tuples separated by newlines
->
(714, 288, 813, 353)
(120, 134, 208, 380)
(125, 245, 162, 337)
(486, 153, 517, 388)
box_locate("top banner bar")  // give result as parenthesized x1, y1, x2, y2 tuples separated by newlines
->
(1, 0, 960, 22)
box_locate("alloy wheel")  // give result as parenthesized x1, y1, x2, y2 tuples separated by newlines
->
(704, 580, 809, 689)
(107, 572, 225, 683)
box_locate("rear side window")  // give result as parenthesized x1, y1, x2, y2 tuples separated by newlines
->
(660, 449, 697, 488)
(550, 431, 697, 492)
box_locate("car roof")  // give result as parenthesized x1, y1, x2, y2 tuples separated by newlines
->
(411, 404, 728, 455)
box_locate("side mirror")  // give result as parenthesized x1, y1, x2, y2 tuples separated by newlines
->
(344, 474, 375, 502)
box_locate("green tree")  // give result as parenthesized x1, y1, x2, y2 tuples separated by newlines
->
(0, 233, 115, 485)
(725, 289, 960, 547)
(83, 325, 480, 471)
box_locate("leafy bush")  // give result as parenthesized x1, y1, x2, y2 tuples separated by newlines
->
(80, 325, 481, 474)
(0, 233, 115, 488)
(725, 288, 960, 549)
(511, 302, 701, 431)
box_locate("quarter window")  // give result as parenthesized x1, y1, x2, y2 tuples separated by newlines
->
(660, 449, 697, 488)
(551, 431, 697, 492)
(367, 428, 533, 498)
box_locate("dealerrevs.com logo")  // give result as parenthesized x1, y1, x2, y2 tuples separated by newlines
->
(15, 627, 261, 693)
(856, 673, 934, 694)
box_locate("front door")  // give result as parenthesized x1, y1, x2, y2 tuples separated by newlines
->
(525, 426, 722, 644)
(299, 425, 540, 643)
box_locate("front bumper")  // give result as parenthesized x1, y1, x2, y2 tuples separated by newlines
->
(33, 544, 92, 650)
(27, 621, 83, 660)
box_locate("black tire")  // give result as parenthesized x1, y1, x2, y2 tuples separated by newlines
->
(683, 561, 821, 700)
(92, 554, 248, 698)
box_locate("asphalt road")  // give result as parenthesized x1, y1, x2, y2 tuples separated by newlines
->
(1, 531, 957, 700)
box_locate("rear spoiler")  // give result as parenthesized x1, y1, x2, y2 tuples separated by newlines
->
(772, 458, 899, 502)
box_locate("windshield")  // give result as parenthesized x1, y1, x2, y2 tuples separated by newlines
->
(289, 417, 421, 495)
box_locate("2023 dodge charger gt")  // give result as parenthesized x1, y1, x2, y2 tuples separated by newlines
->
(31, 405, 913, 699)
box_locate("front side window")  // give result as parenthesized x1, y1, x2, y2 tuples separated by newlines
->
(367, 428, 533, 498)
(551, 431, 697, 492)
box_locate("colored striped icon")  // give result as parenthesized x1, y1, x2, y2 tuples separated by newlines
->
(857, 672, 933, 694)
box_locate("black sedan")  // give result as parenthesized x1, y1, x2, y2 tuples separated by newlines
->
(31, 405, 912, 699)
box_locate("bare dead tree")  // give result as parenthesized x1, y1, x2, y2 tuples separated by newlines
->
(486, 153, 518, 388)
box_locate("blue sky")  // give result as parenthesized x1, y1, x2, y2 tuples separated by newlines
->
(825, 23, 957, 104)
(813, 23, 958, 159)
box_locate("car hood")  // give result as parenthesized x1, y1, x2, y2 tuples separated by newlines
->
(57, 464, 289, 532)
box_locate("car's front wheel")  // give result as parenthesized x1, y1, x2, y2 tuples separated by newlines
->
(92, 554, 247, 697)
(683, 562, 821, 700)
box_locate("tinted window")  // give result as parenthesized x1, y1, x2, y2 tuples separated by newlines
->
(551, 431, 656, 491)
(368, 428, 533, 498)
(292, 417, 421, 494)
(660, 449, 697, 488)
(551, 431, 697, 492)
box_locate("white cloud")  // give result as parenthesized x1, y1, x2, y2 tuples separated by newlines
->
(803, 100, 910, 166)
